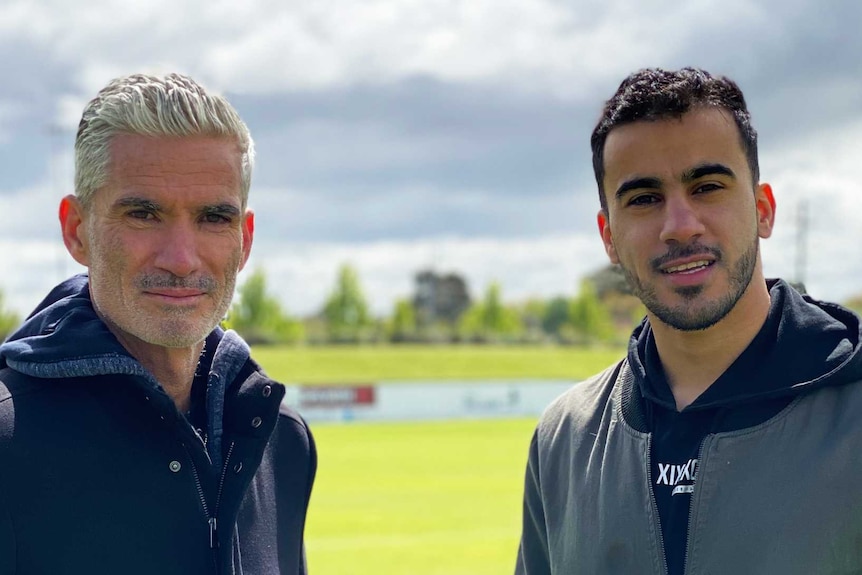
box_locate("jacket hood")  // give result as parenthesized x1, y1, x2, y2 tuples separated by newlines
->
(0, 273, 255, 387)
(629, 279, 862, 411)
(0, 273, 138, 375)
(1, 273, 260, 468)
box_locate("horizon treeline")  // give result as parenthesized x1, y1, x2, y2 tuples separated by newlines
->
(222, 265, 862, 346)
(2, 268, 860, 345)
(227, 264, 640, 346)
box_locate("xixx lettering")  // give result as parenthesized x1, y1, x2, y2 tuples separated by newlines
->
(656, 458, 698, 496)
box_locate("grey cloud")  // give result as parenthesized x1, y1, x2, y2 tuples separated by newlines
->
(233, 77, 596, 200)
(250, 183, 596, 243)
(232, 78, 604, 244)
(654, 0, 862, 143)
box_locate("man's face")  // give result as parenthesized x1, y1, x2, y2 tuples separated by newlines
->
(597, 108, 774, 331)
(66, 134, 253, 349)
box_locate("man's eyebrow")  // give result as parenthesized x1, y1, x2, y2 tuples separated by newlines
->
(682, 163, 736, 182)
(113, 197, 160, 211)
(615, 177, 662, 200)
(201, 204, 242, 217)
(614, 164, 737, 200)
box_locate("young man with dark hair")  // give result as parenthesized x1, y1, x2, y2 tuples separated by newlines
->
(516, 67, 862, 574)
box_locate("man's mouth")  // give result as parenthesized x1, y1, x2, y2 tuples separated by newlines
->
(662, 260, 714, 274)
(144, 289, 206, 298)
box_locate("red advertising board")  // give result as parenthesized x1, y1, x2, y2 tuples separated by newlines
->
(299, 385, 376, 408)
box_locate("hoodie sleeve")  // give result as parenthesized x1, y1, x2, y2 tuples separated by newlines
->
(515, 429, 552, 575)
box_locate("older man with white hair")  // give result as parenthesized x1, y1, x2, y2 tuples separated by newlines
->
(0, 73, 316, 575)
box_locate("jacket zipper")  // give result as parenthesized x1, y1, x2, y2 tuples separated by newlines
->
(187, 441, 236, 551)
(646, 435, 670, 575)
(212, 441, 236, 547)
(682, 436, 711, 574)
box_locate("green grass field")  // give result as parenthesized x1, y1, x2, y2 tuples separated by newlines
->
(252, 344, 625, 383)
(251, 345, 623, 574)
(305, 418, 537, 575)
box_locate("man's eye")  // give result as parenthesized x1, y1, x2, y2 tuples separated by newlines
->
(128, 210, 155, 220)
(694, 182, 722, 194)
(203, 213, 231, 224)
(628, 194, 659, 206)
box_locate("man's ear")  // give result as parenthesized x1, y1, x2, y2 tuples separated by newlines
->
(238, 209, 255, 271)
(755, 183, 776, 239)
(59, 195, 90, 266)
(597, 210, 619, 264)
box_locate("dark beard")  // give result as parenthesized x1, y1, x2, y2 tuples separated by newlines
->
(621, 239, 759, 332)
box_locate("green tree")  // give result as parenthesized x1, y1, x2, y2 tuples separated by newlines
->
(518, 298, 548, 342)
(541, 296, 571, 336)
(225, 269, 304, 344)
(458, 282, 523, 342)
(569, 280, 614, 343)
(388, 298, 417, 342)
(323, 264, 370, 343)
(0, 289, 19, 341)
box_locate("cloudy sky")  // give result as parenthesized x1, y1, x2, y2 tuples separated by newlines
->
(0, 0, 860, 317)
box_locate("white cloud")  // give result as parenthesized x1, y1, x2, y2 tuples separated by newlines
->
(0, 239, 77, 318)
(0, 181, 67, 240)
(5, 0, 757, 102)
(197, 0, 679, 97)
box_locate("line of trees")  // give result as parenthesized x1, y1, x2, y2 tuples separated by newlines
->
(221, 264, 647, 346)
(1, 272, 860, 346)
(219, 265, 862, 347)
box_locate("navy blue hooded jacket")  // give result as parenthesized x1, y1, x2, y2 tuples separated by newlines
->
(0, 275, 316, 574)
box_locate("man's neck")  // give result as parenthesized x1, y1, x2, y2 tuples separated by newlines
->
(651, 280, 771, 411)
(107, 329, 203, 413)
(134, 346, 202, 414)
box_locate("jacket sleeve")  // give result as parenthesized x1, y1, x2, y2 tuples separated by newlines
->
(299, 543, 308, 575)
(0, 485, 14, 574)
(515, 429, 551, 575)
(299, 421, 316, 575)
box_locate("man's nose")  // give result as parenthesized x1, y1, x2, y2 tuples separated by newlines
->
(659, 196, 706, 244)
(153, 221, 202, 277)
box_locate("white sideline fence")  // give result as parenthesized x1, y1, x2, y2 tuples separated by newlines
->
(281, 380, 578, 423)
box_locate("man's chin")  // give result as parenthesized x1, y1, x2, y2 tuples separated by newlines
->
(648, 296, 736, 332)
(128, 319, 215, 349)
(672, 284, 706, 300)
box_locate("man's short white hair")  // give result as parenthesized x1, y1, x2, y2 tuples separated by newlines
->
(74, 73, 254, 208)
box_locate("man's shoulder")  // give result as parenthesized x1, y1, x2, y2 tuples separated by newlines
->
(276, 400, 313, 439)
(250, 377, 314, 452)
(794, 373, 862, 418)
(258, 385, 317, 490)
(0, 368, 75, 444)
(0, 367, 50, 404)
(536, 358, 626, 438)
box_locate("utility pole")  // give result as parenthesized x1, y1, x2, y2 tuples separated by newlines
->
(795, 199, 809, 288)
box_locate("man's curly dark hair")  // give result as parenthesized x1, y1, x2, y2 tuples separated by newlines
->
(590, 67, 759, 212)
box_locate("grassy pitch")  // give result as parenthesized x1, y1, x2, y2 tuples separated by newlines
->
(305, 417, 539, 575)
(253, 344, 624, 383)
